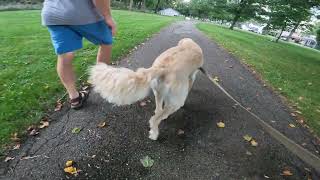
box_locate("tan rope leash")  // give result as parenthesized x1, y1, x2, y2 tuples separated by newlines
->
(199, 67, 320, 174)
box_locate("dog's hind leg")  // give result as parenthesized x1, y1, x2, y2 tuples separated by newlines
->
(153, 88, 164, 114)
(149, 105, 180, 140)
(188, 70, 198, 92)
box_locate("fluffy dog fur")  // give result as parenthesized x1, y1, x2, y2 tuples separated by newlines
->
(89, 38, 204, 140)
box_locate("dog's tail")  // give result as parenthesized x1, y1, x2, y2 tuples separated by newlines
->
(89, 63, 162, 106)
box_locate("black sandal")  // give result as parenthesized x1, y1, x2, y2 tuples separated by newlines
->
(70, 91, 89, 110)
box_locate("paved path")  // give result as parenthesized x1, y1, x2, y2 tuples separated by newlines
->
(1, 21, 319, 180)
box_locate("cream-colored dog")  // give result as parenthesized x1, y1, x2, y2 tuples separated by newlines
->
(89, 38, 204, 140)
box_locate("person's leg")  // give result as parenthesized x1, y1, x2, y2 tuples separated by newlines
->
(56, 52, 79, 100)
(97, 44, 112, 64)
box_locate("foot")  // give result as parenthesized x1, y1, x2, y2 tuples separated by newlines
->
(149, 129, 159, 140)
(70, 91, 89, 110)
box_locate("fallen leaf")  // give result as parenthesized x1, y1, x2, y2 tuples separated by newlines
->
(177, 129, 185, 135)
(243, 135, 252, 142)
(246, 151, 252, 156)
(72, 127, 81, 134)
(278, 88, 282, 91)
(66, 160, 73, 167)
(298, 96, 304, 101)
(289, 124, 296, 128)
(140, 101, 147, 107)
(213, 76, 219, 82)
(251, 139, 258, 147)
(13, 144, 20, 150)
(308, 82, 312, 86)
(4, 157, 14, 162)
(281, 170, 293, 176)
(39, 121, 49, 129)
(29, 129, 39, 136)
(295, 110, 302, 115)
(290, 113, 297, 117)
(140, 156, 154, 168)
(264, 175, 270, 179)
(239, 77, 244, 80)
(216, 122, 225, 128)
(11, 133, 20, 142)
(246, 107, 252, 111)
(54, 100, 63, 111)
(27, 125, 35, 131)
(64, 166, 77, 174)
(97, 122, 106, 128)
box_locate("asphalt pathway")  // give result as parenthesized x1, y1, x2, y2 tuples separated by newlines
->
(1, 21, 319, 180)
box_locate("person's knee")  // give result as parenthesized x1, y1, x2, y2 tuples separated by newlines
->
(58, 52, 75, 65)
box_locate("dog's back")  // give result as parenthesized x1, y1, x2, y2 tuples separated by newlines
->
(151, 38, 203, 78)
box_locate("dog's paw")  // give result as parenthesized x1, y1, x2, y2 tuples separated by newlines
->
(149, 130, 159, 141)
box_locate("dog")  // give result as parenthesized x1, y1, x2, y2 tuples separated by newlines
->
(89, 38, 204, 140)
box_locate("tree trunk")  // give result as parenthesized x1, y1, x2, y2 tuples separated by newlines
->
(275, 24, 286, 43)
(141, 0, 146, 10)
(285, 22, 300, 41)
(154, 0, 161, 13)
(262, 22, 270, 35)
(229, 0, 247, 30)
(230, 14, 240, 30)
(129, 0, 133, 10)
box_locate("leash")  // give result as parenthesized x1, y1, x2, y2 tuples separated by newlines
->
(199, 67, 320, 174)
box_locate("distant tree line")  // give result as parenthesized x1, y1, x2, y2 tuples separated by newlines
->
(175, 0, 320, 43)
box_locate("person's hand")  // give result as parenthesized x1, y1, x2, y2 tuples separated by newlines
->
(105, 16, 116, 36)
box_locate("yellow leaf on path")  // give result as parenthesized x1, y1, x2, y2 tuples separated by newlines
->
(295, 110, 302, 114)
(4, 157, 15, 162)
(65, 160, 73, 167)
(281, 170, 293, 176)
(64, 166, 77, 174)
(54, 100, 63, 112)
(289, 124, 296, 128)
(251, 139, 258, 147)
(13, 144, 20, 150)
(11, 133, 20, 142)
(177, 129, 185, 135)
(97, 122, 106, 128)
(39, 121, 49, 129)
(213, 76, 219, 82)
(216, 122, 225, 128)
(243, 135, 252, 142)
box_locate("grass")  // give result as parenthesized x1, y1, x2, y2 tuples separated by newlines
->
(197, 23, 320, 135)
(0, 10, 177, 148)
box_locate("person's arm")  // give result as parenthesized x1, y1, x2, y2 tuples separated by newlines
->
(94, 0, 116, 36)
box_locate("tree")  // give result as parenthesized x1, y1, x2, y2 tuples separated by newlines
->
(316, 29, 320, 49)
(228, 0, 261, 30)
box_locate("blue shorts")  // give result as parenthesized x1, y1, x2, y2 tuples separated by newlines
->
(47, 20, 113, 55)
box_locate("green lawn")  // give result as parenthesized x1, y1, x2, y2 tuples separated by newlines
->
(197, 23, 320, 135)
(0, 10, 176, 148)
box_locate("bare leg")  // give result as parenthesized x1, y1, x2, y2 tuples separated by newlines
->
(57, 52, 78, 99)
(97, 44, 112, 64)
